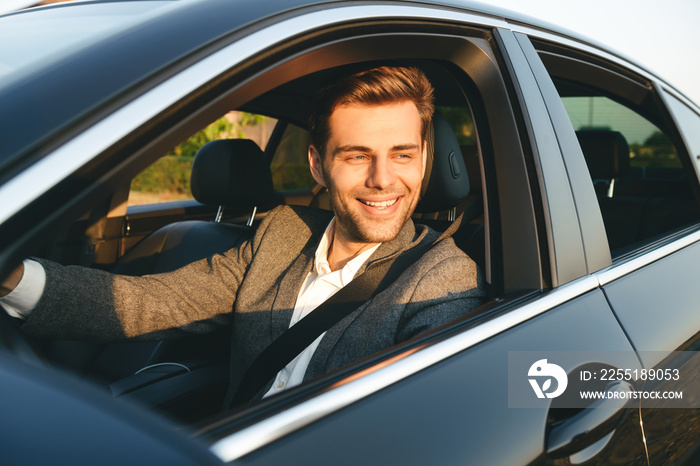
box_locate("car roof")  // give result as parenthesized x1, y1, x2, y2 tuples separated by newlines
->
(0, 0, 660, 179)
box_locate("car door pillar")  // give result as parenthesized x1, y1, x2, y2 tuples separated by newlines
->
(494, 29, 590, 287)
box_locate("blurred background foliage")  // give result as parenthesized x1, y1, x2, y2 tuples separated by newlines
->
(130, 113, 270, 197)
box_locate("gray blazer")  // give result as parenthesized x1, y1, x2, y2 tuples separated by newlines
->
(24, 205, 485, 398)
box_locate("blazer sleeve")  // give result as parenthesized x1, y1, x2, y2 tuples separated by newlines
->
(22, 208, 283, 342)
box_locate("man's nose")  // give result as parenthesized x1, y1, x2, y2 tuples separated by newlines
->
(367, 157, 396, 189)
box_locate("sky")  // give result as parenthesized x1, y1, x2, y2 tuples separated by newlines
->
(483, 0, 700, 105)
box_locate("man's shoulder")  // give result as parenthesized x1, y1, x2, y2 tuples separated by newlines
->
(251, 205, 333, 255)
(410, 223, 482, 285)
(260, 205, 334, 233)
(413, 223, 466, 259)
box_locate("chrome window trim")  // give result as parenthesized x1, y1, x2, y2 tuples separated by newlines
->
(209, 275, 599, 462)
(595, 228, 700, 286)
(0, 4, 507, 225)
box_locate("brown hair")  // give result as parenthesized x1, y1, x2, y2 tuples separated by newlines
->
(309, 66, 434, 156)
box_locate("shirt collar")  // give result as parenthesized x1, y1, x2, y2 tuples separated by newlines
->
(314, 218, 380, 282)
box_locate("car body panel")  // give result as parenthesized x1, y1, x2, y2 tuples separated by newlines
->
(599, 237, 700, 463)
(602, 239, 700, 358)
(512, 31, 612, 274)
(0, 352, 222, 465)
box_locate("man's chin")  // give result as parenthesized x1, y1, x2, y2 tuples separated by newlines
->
(331, 196, 417, 244)
(345, 218, 406, 244)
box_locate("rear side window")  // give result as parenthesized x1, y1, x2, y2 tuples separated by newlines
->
(539, 46, 700, 257)
(561, 95, 686, 204)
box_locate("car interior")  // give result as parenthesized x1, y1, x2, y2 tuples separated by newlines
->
(575, 128, 699, 255)
(15, 58, 497, 424)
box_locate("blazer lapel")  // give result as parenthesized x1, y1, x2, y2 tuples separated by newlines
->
(269, 246, 314, 338)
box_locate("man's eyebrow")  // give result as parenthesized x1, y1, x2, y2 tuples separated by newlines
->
(333, 143, 421, 156)
(334, 145, 372, 155)
(391, 143, 421, 152)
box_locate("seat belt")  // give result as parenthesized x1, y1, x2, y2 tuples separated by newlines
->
(228, 214, 463, 408)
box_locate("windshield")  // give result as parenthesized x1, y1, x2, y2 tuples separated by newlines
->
(0, 1, 179, 85)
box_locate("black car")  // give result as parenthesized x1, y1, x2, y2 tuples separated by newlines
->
(1, 0, 699, 464)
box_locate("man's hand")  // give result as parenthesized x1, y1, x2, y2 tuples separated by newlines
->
(0, 263, 24, 297)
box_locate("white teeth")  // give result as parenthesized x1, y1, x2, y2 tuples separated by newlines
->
(360, 198, 398, 209)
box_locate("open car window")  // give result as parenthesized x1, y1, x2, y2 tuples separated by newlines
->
(2, 3, 700, 464)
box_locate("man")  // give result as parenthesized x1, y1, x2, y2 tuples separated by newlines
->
(0, 66, 484, 403)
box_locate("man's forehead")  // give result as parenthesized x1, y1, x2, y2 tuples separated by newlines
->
(327, 102, 422, 138)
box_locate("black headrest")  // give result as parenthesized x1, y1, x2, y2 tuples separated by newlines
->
(190, 139, 274, 208)
(416, 112, 470, 213)
(576, 130, 631, 179)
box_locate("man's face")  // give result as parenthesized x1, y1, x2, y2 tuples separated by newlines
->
(309, 101, 426, 246)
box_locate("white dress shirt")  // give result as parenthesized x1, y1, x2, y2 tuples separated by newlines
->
(0, 259, 46, 319)
(0, 219, 380, 397)
(263, 219, 379, 397)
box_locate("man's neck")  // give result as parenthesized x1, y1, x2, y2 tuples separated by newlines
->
(326, 226, 379, 272)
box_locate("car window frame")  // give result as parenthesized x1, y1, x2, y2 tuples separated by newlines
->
(0, 5, 562, 460)
(494, 29, 597, 286)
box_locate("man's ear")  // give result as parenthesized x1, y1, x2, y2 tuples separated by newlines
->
(421, 140, 428, 178)
(308, 145, 327, 187)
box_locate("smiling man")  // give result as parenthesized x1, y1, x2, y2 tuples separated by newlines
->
(0, 66, 485, 405)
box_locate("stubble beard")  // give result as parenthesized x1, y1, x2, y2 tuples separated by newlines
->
(327, 186, 419, 244)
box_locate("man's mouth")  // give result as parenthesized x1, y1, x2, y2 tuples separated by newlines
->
(358, 197, 399, 210)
